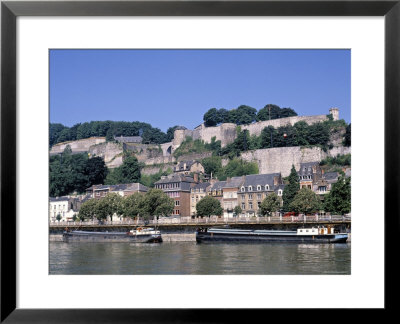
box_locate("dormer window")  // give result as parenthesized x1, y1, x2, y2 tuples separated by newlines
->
(257, 185, 261, 191)
(241, 186, 245, 192)
(278, 189, 283, 196)
(265, 185, 269, 191)
(248, 186, 253, 191)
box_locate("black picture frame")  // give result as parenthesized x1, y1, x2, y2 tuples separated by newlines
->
(1, 0, 399, 322)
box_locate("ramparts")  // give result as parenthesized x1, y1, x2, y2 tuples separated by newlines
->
(50, 137, 106, 154)
(240, 146, 351, 177)
(173, 108, 338, 148)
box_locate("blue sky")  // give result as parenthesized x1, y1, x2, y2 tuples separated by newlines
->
(50, 49, 350, 132)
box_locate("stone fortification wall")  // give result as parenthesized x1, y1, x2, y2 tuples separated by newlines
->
(89, 142, 124, 169)
(240, 146, 351, 177)
(172, 109, 335, 149)
(50, 137, 106, 154)
(172, 129, 201, 147)
(141, 163, 175, 176)
(241, 114, 328, 137)
(197, 123, 237, 147)
(176, 152, 212, 162)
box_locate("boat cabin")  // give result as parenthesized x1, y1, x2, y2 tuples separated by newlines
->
(297, 227, 334, 235)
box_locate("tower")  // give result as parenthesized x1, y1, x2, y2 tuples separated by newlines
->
(329, 107, 340, 121)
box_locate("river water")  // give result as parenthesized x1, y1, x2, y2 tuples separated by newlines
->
(49, 242, 351, 275)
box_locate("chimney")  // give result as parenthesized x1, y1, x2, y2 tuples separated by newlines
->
(273, 176, 279, 186)
(193, 173, 199, 183)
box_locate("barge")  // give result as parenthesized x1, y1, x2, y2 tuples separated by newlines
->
(62, 227, 162, 243)
(196, 227, 348, 244)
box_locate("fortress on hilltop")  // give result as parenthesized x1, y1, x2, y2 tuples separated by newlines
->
(50, 107, 347, 177)
(171, 107, 339, 151)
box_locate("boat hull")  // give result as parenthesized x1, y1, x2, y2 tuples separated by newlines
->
(196, 231, 348, 244)
(63, 231, 162, 243)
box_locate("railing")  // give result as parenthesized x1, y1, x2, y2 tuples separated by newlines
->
(50, 214, 351, 227)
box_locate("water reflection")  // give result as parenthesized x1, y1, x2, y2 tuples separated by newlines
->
(50, 242, 351, 275)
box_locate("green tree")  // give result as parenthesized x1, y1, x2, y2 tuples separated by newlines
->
(84, 156, 108, 187)
(201, 156, 222, 177)
(119, 156, 141, 183)
(203, 108, 221, 127)
(260, 192, 282, 216)
(78, 198, 99, 220)
(141, 189, 174, 219)
(122, 192, 146, 219)
(105, 155, 141, 185)
(95, 193, 123, 221)
(289, 188, 322, 215)
(196, 195, 223, 217)
(282, 165, 300, 212)
(56, 214, 62, 222)
(233, 205, 242, 217)
(229, 105, 257, 125)
(323, 174, 351, 215)
(256, 104, 282, 121)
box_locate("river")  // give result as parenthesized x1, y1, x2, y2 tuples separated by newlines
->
(49, 241, 351, 275)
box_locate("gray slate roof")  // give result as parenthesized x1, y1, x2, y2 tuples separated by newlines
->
(298, 162, 320, 176)
(223, 176, 244, 188)
(192, 182, 211, 190)
(209, 181, 227, 191)
(323, 172, 339, 181)
(175, 160, 200, 171)
(242, 173, 282, 192)
(88, 183, 148, 192)
(154, 173, 195, 184)
(49, 196, 70, 202)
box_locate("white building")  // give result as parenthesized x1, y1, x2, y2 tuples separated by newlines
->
(49, 197, 77, 222)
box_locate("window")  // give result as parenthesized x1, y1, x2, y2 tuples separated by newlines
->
(241, 203, 245, 209)
(319, 186, 327, 193)
(248, 186, 253, 191)
(257, 185, 261, 191)
(257, 194, 262, 200)
(241, 195, 245, 201)
(278, 189, 283, 196)
(249, 202, 253, 209)
(265, 185, 269, 190)
(248, 194, 253, 200)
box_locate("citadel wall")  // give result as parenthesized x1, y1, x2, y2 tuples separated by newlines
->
(240, 145, 351, 177)
(172, 108, 339, 148)
(50, 137, 106, 154)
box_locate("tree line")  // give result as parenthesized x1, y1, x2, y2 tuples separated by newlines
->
(50, 121, 179, 147)
(50, 148, 170, 197)
(49, 147, 108, 197)
(78, 189, 174, 221)
(203, 104, 298, 127)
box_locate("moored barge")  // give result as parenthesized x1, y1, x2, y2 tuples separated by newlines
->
(196, 227, 348, 243)
(63, 227, 162, 243)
